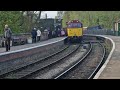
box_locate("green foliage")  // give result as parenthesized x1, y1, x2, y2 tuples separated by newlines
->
(0, 11, 41, 35)
(0, 11, 22, 34)
(62, 11, 120, 29)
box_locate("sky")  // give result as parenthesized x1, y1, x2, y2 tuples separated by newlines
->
(41, 11, 57, 18)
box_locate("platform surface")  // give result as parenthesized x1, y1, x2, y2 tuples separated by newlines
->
(0, 37, 66, 54)
(96, 35, 120, 79)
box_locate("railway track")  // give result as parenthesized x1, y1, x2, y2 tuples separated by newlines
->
(0, 39, 105, 79)
(54, 42, 92, 79)
(0, 45, 69, 79)
(88, 42, 105, 79)
(28, 43, 90, 79)
(0, 44, 81, 79)
(55, 41, 105, 79)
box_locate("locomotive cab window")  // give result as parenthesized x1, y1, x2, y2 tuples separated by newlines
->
(68, 23, 82, 28)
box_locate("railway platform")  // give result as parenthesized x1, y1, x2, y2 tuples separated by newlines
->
(1, 35, 120, 79)
(0, 37, 66, 54)
(94, 35, 120, 79)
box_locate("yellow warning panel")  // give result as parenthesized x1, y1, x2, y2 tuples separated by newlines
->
(67, 28, 83, 36)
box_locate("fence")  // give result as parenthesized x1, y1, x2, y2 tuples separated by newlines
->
(83, 29, 114, 35)
(0, 32, 49, 47)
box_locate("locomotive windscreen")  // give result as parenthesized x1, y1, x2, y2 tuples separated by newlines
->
(68, 23, 82, 28)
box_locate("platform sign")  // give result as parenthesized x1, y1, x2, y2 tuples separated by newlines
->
(114, 21, 120, 36)
(118, 23, 120, 36)
(114, 22, 118, 36)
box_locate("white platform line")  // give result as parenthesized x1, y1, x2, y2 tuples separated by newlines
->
(0, 37, 66, 56)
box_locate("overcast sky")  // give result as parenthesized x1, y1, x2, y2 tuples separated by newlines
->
(41, 11, 57, 18)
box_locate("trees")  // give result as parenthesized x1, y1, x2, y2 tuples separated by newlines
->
(0, 11, 22, 34)
(62, 11, 120, 29)
(20, 11, 42, 33)
(0, 11, 43, 34)
(57, 11, 64, 19)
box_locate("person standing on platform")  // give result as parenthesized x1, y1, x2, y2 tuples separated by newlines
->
(4, 24, 12, 52)
(37, 29, 41, 42)
(31, 28, 37, 43)
(61, 28, 65, 36)
(44, 28, 48, 39)
(57, 28, 61, 37)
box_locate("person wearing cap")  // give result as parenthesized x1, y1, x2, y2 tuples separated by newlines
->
(4, 24, 12, 51)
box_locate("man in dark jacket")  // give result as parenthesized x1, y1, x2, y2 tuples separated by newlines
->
(4, 24, 12, 51)
(31, 28, 37, 43)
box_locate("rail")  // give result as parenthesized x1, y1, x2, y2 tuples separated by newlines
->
(54, 42, 92, 79)
(88, 42, 106, 79)
(0, 45, 69, 78)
